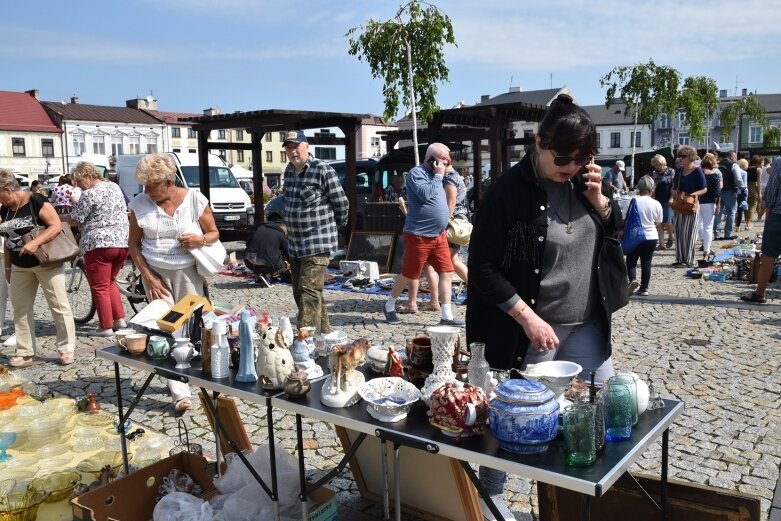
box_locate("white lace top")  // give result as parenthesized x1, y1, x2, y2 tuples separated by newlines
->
(129, 189, 208, 270)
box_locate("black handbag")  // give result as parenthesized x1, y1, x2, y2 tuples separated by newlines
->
(599, 236, 630, 313)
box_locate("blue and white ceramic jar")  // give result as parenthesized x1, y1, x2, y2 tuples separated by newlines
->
(489, 379, 560, 454)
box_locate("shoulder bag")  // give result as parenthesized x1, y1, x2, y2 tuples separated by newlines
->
(670, 170, 698, 215)
(20, 195, 80, 267)
(184, 190, 227, 278)
(600, 236, 630, 313)
(446, 217, 472, 246)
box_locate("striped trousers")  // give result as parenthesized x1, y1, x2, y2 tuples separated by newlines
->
(673, 211, 700, 265)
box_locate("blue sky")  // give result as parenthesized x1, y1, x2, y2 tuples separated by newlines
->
(3, 0, 781, 117)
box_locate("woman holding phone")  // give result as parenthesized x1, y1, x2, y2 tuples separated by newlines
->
(466, 94, 622, 520)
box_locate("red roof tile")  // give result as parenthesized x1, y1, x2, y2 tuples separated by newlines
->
(0, 91, 62, 133)
(42, 101, 162, 125)
(143, 110, 201, 124)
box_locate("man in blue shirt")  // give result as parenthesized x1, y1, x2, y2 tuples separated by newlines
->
(383, 143, 464, 326)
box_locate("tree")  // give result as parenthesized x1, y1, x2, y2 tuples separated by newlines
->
(600, 59, 681, 183)
(347, 1, 456, 164)
(763, 126, 781, 149)
(718, 96, 768, 153)
(677, 76, 719, 151)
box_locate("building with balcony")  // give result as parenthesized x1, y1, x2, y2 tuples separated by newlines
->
(582, 100, 652, 161)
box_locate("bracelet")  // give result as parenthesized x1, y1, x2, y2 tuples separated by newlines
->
(602, 198, 611, 211)
(202, 235, 207, 247)
(510, 301, 528, 320)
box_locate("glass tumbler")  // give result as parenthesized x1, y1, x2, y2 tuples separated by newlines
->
(563, 404, 596, 467)
(610, 374, 638, 425)
(603, 383, 633, 442)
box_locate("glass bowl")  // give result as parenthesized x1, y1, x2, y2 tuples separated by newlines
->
(357, 377, 421, 422)
(71, 424, 105, 438)
(37, 444, 69, 459)
(0, 489, 50, 519)
(29, 471, 81, 503)
(77, 451, 131, 479)
(36, 454, 74, 473)
(76, 411, 114, 428)
(70, 435, 107, 453)
(15, 402, 45, 419)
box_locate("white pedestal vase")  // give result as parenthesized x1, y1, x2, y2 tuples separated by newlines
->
(420, 326, 460, 405)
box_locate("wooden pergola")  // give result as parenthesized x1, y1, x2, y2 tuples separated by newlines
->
(183, 109, 370, 238)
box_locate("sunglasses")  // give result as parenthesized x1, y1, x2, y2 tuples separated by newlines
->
(550, 151, 592, 167)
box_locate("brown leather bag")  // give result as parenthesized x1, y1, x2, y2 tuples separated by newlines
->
(21, 224, 80, 267)
(670, 191, 698, 215)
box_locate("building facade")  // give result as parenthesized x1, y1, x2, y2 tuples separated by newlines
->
(582, 100, 653, 161)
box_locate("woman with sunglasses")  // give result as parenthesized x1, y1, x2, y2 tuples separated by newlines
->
(466, 94, 622, 521)
(670, 146, 707, 267)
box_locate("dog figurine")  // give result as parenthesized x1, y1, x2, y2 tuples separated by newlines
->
(328, 338, 369, 393)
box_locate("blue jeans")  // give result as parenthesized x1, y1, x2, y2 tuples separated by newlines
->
(714, 190, 737, 238)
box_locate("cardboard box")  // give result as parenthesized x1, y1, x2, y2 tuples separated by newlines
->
(71, 452, 337, 521)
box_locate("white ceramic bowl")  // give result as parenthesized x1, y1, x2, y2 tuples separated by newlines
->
(521, 360, 582, 389)
(358, 377, 421, 422)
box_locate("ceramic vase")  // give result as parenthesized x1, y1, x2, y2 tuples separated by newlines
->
(171, 338, 195, 369)
(420, 326, 460, 404)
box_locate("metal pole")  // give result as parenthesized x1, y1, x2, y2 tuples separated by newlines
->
(406, 39, 419, 166)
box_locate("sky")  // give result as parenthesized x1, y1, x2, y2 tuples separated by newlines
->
(3, 0, 781, 119)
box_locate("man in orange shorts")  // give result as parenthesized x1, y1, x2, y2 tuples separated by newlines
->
(383, 143, 464, 326)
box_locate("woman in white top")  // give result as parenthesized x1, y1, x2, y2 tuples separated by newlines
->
(128, 153, 219, 413)
(625, 175, 663, 296)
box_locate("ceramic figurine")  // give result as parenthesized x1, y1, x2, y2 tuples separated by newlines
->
(384, 346, 404, 378)
(429, 381, 489, 437)
(236, 310, 258, 383)
(321, 338, 369, 407)
(278, 316, 295, 347)
(255, 322, 294, 390)
(290, 327, 323, 379)
(284, 369, 312, 399)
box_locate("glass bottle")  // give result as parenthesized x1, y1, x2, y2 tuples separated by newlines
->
(589, 371, 606, 454)
(467, 342, 490, 391)
(211, 320, 230, 379)
(200, 322, 213, 374)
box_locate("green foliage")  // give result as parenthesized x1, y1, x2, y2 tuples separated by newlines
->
(677, 76, 719, 142)
(763, 126, 781, 148)
(718, 96, 768, 142)
(600, 58, 681, 124)
(346, 1, 456, 122)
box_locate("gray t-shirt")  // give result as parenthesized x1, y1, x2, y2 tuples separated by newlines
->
(536, 179, 599, 325)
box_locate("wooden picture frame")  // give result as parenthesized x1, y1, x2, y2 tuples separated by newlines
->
(346, 231, 396, 274)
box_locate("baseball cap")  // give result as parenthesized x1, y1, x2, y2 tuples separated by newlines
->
(282, 130, 307, 146)
(615, 160, 626, 171)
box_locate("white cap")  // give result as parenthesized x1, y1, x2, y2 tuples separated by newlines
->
(615, 160, 626, 171)
(213, 320, 227, 335)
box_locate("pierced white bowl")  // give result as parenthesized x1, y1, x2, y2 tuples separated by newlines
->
(357, 377, 421, 423)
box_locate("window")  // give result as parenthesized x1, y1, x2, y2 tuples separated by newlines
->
(111, 135, 123, 156)
(218, 130, 226, 140)
(41, 139, 54, 157)
(12, 138, 25, 157)
(677, 111, 686, 126)
(129, 136, 141, 154)
(314, 147, 336, 160)
(218, 150, 226, 160)
(235, 129, 244, 141)
(280, 151, 287, 163)
(172, 127, 181, 138)
(659, 113, 670, 128)
(93, 135, 105, 155)
(265, 151, 273, 162)
(73, 134, 86, 155)
(265, 133, 272, 142)
(188, 128, 197, 139)
(146, 135, 158, 153)
(678, 134, 690, 146)
(237, 150, 244, 162)
(595, 133, 601, 149)
(189, 148, 197, 153)
(749, 126, 762, 143)
(610, 132, 621, 148)
(173, 148, 181, 153)
(630, 132, 641, 147)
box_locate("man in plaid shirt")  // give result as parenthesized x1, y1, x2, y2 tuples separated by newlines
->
(283, 130, 349, 334)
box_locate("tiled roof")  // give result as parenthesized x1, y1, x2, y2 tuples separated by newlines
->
(476, 87, 566, 108)
(42, 101, 162, 124)
(143, 110, 202, 124)
(582, 101, 638, 126)
(0, 91, 61, 132)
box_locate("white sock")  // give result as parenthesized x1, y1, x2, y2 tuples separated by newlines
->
(441, 303, 453, 320)
(385, 297, 397, 313)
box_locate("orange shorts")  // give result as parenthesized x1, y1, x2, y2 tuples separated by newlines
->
(401, 232, 454, 279)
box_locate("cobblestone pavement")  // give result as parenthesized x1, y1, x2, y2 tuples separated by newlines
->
(2, 221, 779, 521)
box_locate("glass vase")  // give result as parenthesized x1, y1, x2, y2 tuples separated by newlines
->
(467, 342, 490, 391)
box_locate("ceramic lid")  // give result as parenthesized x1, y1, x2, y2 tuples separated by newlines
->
(493, 379, 555, 404)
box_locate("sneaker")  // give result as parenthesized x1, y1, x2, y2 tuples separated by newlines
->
(3, 334, 16, 347)
(438, 317, 465, 327)
(479, 495, 516, 521)
(113, 319, 128, 330)
(636, 289, 649, 296)
(255, 275, 271, 288)
(666, 239, 673, 248)
(383, 308, 401, 324)
(628, 280, 640, 294)
(94, 328, 115, 337)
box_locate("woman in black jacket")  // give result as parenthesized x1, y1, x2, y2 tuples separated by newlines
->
(466, 95, 624, 520)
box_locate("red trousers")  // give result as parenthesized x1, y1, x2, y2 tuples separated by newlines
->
(83, 247, 129, 329)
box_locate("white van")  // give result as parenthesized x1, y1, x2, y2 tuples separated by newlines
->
(67, 153, 111, 177)
(115, 152, 253, 231)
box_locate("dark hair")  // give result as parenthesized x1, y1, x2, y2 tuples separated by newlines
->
(537, 94, 598, 156)
(31, 180, 41, 188)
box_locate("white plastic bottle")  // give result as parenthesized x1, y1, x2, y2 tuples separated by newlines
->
(210, 320, 230, 379)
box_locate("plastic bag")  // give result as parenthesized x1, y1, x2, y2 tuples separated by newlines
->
(153, 492, 214, 521)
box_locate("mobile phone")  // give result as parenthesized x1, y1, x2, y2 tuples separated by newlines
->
(427, 157, 439, 168)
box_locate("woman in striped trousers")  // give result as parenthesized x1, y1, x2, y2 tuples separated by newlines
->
(670, 146, 707, 267)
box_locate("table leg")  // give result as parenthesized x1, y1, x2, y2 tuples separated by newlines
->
(393, 443, 401, 521)
(297, 414, 308, 521)
(458, 461, 505, 521)
(113, 362, 129, 475)
(581, 495, 591, 521)
(268, 399, 280, 521)
(381, 439, 389, 521)
(661, 429, 669, 521)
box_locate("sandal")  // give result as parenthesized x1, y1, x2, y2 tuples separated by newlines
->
(739, 292, 767, 304)
(8, 356, 34, 367)
(421, 302, 441, 312)
(175, 398, 192, 413)
(397, 302, 419, 314)
(59, 353, 75, 365)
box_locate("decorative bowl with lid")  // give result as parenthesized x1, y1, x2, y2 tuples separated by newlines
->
(488, 379, 560, 454)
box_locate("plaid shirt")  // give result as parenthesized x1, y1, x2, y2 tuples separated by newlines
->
(762, 157, 781, 215)
(283, 156, 349, 258)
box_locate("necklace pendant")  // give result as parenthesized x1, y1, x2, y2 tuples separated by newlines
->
(565, 222, 574, 234)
